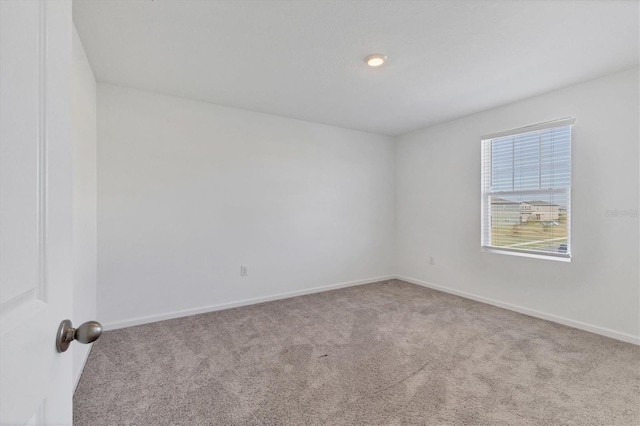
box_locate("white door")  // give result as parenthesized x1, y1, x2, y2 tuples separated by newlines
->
(1, 1, 75, 425)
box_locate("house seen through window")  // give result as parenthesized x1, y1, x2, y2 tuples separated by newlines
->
(481, 118, 573, 259)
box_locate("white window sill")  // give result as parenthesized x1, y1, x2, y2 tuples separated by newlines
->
(481, 246, 571, 262)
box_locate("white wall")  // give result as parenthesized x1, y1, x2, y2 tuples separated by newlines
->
(72, 25, 97, 386)
(97, 84, 395, 328)
(396, 68, 640, 343)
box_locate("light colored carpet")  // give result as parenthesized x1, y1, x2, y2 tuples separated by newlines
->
(74, 280, 640, 425)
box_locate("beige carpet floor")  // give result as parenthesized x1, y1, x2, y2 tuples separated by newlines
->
(74, 280, 640, 425)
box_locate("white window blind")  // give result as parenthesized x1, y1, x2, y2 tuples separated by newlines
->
(481, 118, 573, 259)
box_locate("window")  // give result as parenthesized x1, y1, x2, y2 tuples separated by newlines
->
(481, 118, 573, 260)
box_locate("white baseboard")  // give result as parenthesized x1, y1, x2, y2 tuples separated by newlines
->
(103, 275, 395, 331)
(73, 344, 92, 394)
(102, 273, 639, 346)
(396, 274, 640, 346)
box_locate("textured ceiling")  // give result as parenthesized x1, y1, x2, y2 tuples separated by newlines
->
(73, 0, 639, 136)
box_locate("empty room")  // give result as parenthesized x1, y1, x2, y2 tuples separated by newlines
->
(1, 0, 639, 425)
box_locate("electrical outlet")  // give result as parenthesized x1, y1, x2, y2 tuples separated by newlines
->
(240, 265, 248, 276)
(429, 256, 435, 265)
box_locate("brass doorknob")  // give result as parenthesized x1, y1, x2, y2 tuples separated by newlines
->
(56, 319, 102, 353)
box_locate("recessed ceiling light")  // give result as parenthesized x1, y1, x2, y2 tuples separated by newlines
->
(364, 54, 386, 67)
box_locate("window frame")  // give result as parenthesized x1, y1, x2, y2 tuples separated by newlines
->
(480, 118, 574, 262)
